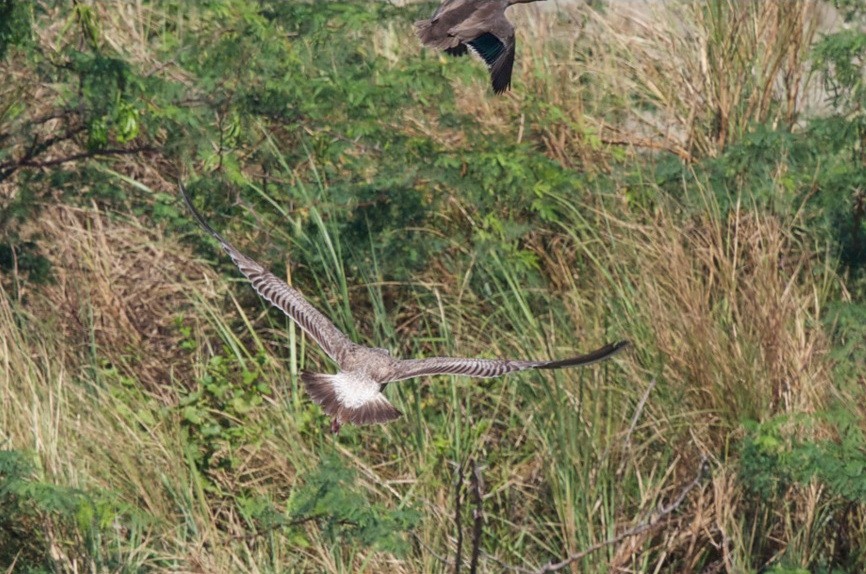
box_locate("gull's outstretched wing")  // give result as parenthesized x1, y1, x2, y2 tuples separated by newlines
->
(387, 340, 630, 382)
(180, 184, 357, 365)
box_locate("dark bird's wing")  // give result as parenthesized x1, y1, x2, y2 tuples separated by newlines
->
(414, 0, 477, 53)
(387, 340, 629, 383)
(447, 8, 516, 94)
(180, 184, 357, 366)
(466, 31, 515, 93)
(431, 0, 464, 20)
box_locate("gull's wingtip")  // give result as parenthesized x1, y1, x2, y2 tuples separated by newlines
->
(178, 180, 231, 247)
(611, 340, 631, 353)
(536, 339, 631, 370)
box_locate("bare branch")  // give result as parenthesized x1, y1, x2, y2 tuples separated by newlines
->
(0, 101, 157, 183)
(0, 124, 88, 182)
(453, 460, 465, 574)
(617, 378, 658, 476)
(17, 145, 157, 170)
(469, 459, 485, 574)
(411, 532, 454, 569)
(491, 457, 709, 574)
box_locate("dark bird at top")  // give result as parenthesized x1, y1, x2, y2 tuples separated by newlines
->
(181, 184, 628, 434)
(414, 0, 547, 94)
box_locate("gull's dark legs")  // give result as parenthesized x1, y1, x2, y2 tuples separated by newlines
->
(331, 418, 342, 434)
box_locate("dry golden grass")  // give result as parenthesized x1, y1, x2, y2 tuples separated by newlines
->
(624, 202, 832, 425)
(0, 178, 853, 573)
(28, 203, 221, 395)
(1, 1, 863, 572)
(517, 182, 847, 571)
(601, 0, 821, 157)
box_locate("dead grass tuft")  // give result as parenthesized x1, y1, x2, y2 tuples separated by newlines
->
(589, 0, 821, 159)
(30, 203, 222, 396)
(627, 200, 833, 426)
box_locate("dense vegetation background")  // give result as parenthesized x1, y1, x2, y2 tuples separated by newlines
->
(1, 0, 865, 572)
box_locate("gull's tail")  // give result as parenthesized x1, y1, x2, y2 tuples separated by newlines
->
(301, 372, 402, 426)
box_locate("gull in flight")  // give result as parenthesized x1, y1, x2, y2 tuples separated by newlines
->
(181, 185, 629, 433)
(415, 0, 547, 94)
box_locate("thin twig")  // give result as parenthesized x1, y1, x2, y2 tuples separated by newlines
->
(411, 532, 454, 568)
(227, 515, 357, 542)
(0, 135, 156, 182)
(12, 145, 158, 170)
(469, 459, 485, 574)
(534, 457, 708, 574)
(617, 378, 658, 476)
(625, 379, 657, 442)
(0, 124, 87, 181)
(4, 549, 21, 574)
(453, 460, 465, 574)
(491, 457, 709, 574)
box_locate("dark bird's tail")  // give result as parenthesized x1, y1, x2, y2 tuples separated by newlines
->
(414, 18, 465, 54)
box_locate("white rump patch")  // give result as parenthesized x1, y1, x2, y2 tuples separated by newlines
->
(331, 372, 382, 409)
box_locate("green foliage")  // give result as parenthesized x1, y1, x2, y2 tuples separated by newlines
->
(340, 183, 436, 277)
(649, 114, 866, 272)
(738, 411, 866, 572)
(810, 13, 866, 270)
(0, 240, 51, 285)
(740, 412, 866, 503)
(178, 352, 270, 481)
(832, 0, 866, 21)
(0, 449, 145, 572)
(2, 0, 584, 290)
(740, 417, 795, 500)
(0, 176, 52, 287)
(823, 301, 866, 388)
(635, 9, 866, 275)
(231, 457, 418, 559)
(764, 566, 811, 574)
(285, 456, 418, 554)
(0, 0, 31, 59)
(813, 29, 866, 106)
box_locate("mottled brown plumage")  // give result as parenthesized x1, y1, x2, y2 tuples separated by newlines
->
(414, 0, 546, 94)
(181, 184, 628, 432)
